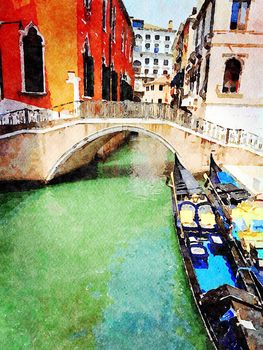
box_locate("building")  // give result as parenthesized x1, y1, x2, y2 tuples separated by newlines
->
(143, 75, 172, 104)
(131, 18, 176, 101)
(0, 0, 134, 112)
(177, 0, 263, 136)
(171, 9, 197, 107)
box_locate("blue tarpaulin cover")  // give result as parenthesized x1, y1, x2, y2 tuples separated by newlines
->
(257, 249, 263, 259)
(217, 171, 239, 187)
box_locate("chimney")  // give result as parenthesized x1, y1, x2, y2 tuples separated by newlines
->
(168, 20, 173, 32)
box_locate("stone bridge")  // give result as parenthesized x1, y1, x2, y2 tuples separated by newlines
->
(0, 100, 262, 182)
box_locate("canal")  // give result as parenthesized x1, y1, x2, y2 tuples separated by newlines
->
(0, 134, 212, 349)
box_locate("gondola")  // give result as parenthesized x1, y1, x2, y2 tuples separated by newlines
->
(208, 154, 251, 206)
(205, 154, 263, 299)
(169, 154, 263, 350)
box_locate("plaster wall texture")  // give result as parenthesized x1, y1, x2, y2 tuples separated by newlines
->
(186, 0, 263, 134)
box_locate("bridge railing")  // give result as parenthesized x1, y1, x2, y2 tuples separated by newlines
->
(0, 107, 68, 125)
(0, 100, 262, 154)
(79, 100, 178, 121)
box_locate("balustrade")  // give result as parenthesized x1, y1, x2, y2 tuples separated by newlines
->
(0, 100, 262, 154)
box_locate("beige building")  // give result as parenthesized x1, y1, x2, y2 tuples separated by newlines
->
(143, 76, 172, 104)
(131, 18, 176, 101)
(175, 0, 263, 136)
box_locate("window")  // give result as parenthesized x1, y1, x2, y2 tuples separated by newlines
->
(83, 40, 94, 97)
(102, 0, 107, 31)
(151, 85, 154, 90)
(146, 34, 151, 40)
(163, 70, 168, 75)
(158, 98, 162, 104)
(159, 85, 163, 91)
(145, 43, 150, 50)
(84, 0, 91, 10)
(165, 36, 170, 41)
(134, 45, 141, 53)
(154, 58, 158, 65)
(165, 44, 170, 49)
(132, 20, 144, 29)
(154, 43, 159, 48)
(22, 26, 44, 93)
(135, 34, 142, 40)
(230, 0, 251, 30)
(155, 35, 160, 40)
(222, 58, 241, 93)
(153, 69, 158, 75)
(146, 86, 149, 91)
(145, 69, 149, 75)
(133, 60, 142, 67)
(133, 60, 142, 74)
(111, 6, 116, 41)
(145, 58, 150, 65)
(163, 59, 169, 66)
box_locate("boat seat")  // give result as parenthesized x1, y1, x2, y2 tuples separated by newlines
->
(197, 203, 217, 231)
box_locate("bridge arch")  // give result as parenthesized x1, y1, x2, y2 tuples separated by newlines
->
(46, 125, 178, 182)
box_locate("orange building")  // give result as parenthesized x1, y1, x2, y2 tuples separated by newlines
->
(0, 0, 134, 110)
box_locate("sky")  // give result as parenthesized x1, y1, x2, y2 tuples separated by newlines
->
(123, 0, 196, 31)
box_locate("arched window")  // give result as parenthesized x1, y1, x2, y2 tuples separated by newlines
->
(133, 60, 141, 75)
(135, 34, 142, 40)
(222, 58, 241, 93)
(83, 39, 94, 97)
(145, 43, 150, 50)
(22, 25, 44, 93)
(133, 60, 141, 67)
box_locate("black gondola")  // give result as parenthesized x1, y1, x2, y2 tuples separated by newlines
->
(169, 154, 263, 350)
(208, 154, 251, 206)
(206, 153, 263, 300)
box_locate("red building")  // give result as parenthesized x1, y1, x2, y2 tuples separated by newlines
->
(0, 0, 134, 110)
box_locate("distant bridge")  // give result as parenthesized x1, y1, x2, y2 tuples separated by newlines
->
(0, 100, 262, 182)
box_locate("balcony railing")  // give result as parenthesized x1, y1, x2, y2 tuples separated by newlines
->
(0, 100, 262, 154)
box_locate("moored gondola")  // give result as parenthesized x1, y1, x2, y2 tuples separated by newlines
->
(208, 154, 251, 206)
(169, 154, 263, 350)
(205, 154, 263, 300)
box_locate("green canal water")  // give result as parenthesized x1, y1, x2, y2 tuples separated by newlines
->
(0, 135, 212, 350)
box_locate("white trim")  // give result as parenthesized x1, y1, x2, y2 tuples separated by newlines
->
(81, 35, 91, 56)
(19, 22, 46, 94)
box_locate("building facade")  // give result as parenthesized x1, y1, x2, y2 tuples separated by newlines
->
(143, 76, 172, 104)
(131, 18, 176, 101)
(0, 0, 134, 111)
(176, 0, 263, 136)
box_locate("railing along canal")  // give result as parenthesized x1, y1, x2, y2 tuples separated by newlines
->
(0, 100, 262, 154)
